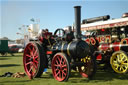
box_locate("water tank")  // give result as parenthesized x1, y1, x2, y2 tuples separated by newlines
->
(29, 24, 39, 33)
(29, 24, 40, 39)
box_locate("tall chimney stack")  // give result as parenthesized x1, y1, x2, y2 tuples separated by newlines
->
(74, 6, 81, 40)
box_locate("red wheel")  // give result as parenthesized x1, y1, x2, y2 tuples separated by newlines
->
(52, 53, 70, 82)
(23, 42, 46, 79)
(78, 54, 96, 79)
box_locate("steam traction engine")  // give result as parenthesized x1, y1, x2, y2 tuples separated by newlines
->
(23, 6, 96, 82)
(81, 13, 128, 74)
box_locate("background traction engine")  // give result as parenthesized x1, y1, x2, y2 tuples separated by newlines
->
(82, 14, 128, 74)
(23, 6, 96, 82)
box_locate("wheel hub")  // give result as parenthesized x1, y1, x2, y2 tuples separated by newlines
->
(57, 65, 63, 70)
(117, 61, 121, 65)
(60, 65, 62, 70)
(30, 57, 33, 61)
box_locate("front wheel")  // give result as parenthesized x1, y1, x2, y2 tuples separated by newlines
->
(110, 51, 128, 74)
(52, 53, 71, 82)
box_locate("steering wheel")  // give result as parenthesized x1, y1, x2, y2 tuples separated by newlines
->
(54, 28, 65, 41)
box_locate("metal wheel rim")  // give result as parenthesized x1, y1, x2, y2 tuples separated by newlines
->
(23, 43, 39, 78)
(52, 54, 68, 81)
(110, 52, 128, 73)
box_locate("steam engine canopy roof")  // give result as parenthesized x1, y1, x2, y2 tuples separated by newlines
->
(81, 17, 128, 31)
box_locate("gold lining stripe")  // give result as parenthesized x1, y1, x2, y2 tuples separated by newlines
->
(61, 42, 65, 53)
(51, 43, 56, 49)
(67, 41, 72, 56)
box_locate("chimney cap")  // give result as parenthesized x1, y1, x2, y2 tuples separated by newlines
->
(74, 6, 81, 8)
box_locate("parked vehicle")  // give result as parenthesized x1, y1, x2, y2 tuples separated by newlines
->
(18, 48, 24, 53)
(8, 44, 23, 55)
(23, 6, 96, 82)
(0, 39, 24, 56)
(0, 39, 9, 56)
(81, 13, 128, 73)
(8, 44, 23, 53)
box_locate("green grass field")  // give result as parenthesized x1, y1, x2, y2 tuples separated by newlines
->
(0, 53, 128, 85)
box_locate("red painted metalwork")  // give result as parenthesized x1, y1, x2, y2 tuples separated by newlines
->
(112, 42, 120, 51)
(85, 38, 90, 44)
(23, 43, 39, 79)
(46, 51, 52, 55)
(78, 66, 88, 78)
(101, 29, 105, 31)
(96, 54, 102, 60)
(121, 38, 128, 44)
(99, 44, 110, 51)
(39, 36, 43, 42)
(90, 37, 96, 45)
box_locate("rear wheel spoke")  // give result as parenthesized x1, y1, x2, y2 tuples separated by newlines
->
(62, 65, 67, 68)
(33, 50, 37, 57)
(29, 65, 33, 73)
(32, 47, 35, 53)
(34, 56, 38, 59)
(26, 54, 31, 58)
(26, 62, 32, 66)
(63, 68, 67, 71)
(28, 47, 32, 52)
(60, 57, 63, 64)
(54, 64, 60, 67)
(55, 60, 59, 65)
(55, 69, 59, 71)
(57, 56, 61, 64)
(63, 60, 65, 65)
(33, 62, 37, 69)
(34, 60, 39, 64)
(33, 66, 36, 72)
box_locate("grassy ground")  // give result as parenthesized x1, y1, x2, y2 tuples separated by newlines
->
(0, 53, 128, 85)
